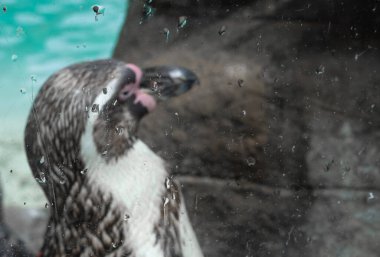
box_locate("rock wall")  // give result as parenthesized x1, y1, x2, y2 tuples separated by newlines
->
(113, 0, 380, 256)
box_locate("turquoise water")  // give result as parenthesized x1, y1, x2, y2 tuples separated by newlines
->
(0, 0, 127, 206)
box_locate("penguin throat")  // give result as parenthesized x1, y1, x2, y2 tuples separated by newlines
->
(82, 140, 168, 210)
(80, 139, 170, 256)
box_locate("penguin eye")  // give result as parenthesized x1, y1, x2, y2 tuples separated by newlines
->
(118, 87, 130, 101)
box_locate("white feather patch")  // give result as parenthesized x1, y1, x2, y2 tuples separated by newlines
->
(81, 139, 168, 256)
(86, 78, 119, 124)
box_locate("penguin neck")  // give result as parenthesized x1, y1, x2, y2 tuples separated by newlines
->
(84, 139, 169, 213)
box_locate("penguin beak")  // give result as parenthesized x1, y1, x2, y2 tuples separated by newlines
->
(140, 66, 199, 100)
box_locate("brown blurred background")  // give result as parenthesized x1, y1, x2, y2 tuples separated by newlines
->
(114, 0, 380, 256)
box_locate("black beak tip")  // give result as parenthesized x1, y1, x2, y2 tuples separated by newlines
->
(178, 68, 200, 91)
(141, 66, 200, 98)
(186, 70, 200, 86)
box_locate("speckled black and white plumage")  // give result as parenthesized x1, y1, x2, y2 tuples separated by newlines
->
(24, 59, 203, 257)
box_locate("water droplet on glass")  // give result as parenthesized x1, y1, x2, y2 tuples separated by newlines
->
(324, 159, 334, 172)
(92, 5, 105, 21)
(163, 28, 170, 42)
(24, 202, 26, 205)
(152, 81, 159, 92)
(112, 242, 117, 248)
(30, 75, 37, 83)
(45, 203, 49, 208)
(2, 6, 6, 12)
(115, 126, 124, 135)
(82, 43, 86, 48)
(315, 65, 325, 75)
(140, 2, 155, 23)
(291, 145, 296, 153)
(163, 197, 169, 207)
(178, 16, 187, 29)
(102, 88, 108, 94)
(174, 112, 179, 116)
(80, 168, 88, 175)
(92, 5, 105, 15)
(165, 177, 171, 189)
(371, 104, 375, 109)
(36, 172, 46, 184)
(144, 5, 154, 17)
(113, 99, 118, 106)
(20, 88, 27, 94)
(246, 157, 256, 167)
(91, 104, 99, 113)
(59, 179, 66, 185)
(123, 214, 130, 221)
(11, 54, 18, 62)
(242, 110, 246, 116)
(368, 192, 375, 200)
(237, 79, 244, 87)
(40, 156, 45, 164)
(102, 150, 108, 155)
(218, 25, 226, 36)
(16, 26, 24, 37)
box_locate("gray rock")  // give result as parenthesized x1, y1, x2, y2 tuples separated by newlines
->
(180, 176, 312, 257)
(113, 0, 380, 256)
(301, 189, 380, 257)
(3, 207, 47, 254)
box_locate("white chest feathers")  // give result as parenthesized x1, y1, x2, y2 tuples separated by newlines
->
(79, 93, 203, 256)
(81, 139, 169, 256)
(85, 139, 167, 209)
(80, 139, 203, 257)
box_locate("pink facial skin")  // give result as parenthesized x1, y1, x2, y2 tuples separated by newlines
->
(118, 64, 157, 112)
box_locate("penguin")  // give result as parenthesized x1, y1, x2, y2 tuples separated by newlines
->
(24, 59, 203, 257)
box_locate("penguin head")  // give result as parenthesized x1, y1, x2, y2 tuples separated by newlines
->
(24, 59, 198, 190)
(83, 62, 198, 160)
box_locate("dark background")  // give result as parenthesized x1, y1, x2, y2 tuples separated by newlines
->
(3, 1, 380, 256)
(114, 0, 380, 256)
